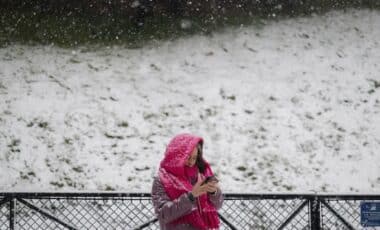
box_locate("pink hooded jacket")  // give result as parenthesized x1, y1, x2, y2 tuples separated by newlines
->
(151, 134, 224, 230)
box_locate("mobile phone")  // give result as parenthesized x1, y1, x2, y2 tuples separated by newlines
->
(202, 176, 218, 185)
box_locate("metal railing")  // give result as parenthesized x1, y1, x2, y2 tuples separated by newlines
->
(0, 192, 379, 229)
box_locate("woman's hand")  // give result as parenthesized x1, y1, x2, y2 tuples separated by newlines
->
(191, 174, 207, 197)
(191, 174, 219, 197)
(205, 181, 219, 194)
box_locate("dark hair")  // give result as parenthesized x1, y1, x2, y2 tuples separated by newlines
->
(196, 143, 206, 173)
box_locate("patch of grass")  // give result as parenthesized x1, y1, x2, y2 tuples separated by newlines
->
(72, 166, 84, 173)
(237, 166, 247, 171)
(0, 1, 379, 48)
(0, 9, 225, 47)
(7, 139, 21, 153)
(105, 185, 115, 191)
(104, 132, 124, 139)
(50, 181, 64, 188)
(64, 137, 73, 145)
(20, 171, 36, 180)
(38, 121, 49, 129)
(0, 8, 288, 48)
(117, 121, 129, 128)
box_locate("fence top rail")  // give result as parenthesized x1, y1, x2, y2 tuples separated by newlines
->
(0, 192, 379, 199)
(223, 193, 380, 200)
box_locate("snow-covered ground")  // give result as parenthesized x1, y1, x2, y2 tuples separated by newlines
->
(0, 9, 379, 193)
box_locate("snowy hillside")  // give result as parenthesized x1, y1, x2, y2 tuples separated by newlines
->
(0, 9, 379, 193)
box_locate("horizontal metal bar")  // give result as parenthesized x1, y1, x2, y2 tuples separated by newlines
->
(0, 192, 378, 200)
(223, 194, 316, 200)
(0, 192, 153, 198)
(320, 200, 355, 230)
(17, 198, 78, 230)
(317, 194, 380, 200)
(223, 193, 380, 200)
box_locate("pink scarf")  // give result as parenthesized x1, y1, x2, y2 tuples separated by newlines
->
(159, 134, 220, 229)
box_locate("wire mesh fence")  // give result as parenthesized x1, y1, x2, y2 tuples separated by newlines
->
(0, 194, 156, 230)
(0, 193, 379, 230)
(219, 196, 309, 230)
(320, 197, 380, 230)
(0, 197, 9, 230)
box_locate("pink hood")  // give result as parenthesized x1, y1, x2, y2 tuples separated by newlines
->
(160, 133, 205, 179)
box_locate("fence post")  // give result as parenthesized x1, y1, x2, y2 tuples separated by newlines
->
(310, 197, 321, 230)
(9, 198, 15, 230)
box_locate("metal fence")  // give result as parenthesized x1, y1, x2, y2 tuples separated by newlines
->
(0, 192, 379, 230)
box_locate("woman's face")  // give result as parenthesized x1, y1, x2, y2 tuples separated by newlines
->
(185, 146, 198, 167)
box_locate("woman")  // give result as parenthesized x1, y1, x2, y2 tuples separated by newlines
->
(151, 133, 224, 230)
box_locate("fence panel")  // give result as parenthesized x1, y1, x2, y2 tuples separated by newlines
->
(219, 196, 309, 230)
(320, 196, 380, 230)
(12, 196, 157, 230)
(0, 193, 379, 230)
(0, 196, 9, 230)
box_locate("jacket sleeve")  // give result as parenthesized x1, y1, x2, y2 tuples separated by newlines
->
(151, 177, 197, 224)
(208, 187, 224, 210)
